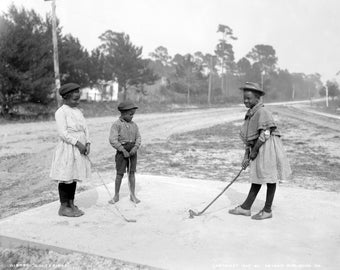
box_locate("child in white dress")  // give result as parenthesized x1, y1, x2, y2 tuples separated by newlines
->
(50, 83, 91, 217)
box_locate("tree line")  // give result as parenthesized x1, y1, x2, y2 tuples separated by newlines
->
(148, 25, 339, 104)
(1, 5, 338, 117)
(0, 5, 158, 116)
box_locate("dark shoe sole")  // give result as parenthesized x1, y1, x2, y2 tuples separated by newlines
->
(228, 206, 251, 216)
(58, 208, 82, 217)
(251, 212, 273, 220)
(228, 210, 251, 216)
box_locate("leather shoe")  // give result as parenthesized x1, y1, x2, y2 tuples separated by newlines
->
(228, 206, 251, 216)
(251, 210, 272, 220)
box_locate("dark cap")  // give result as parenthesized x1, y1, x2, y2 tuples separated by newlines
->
(59, 83, 80, 96)
(118, 100, 138, 111)
(239, 82, 265, 96)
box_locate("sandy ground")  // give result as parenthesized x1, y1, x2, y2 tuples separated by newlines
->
(1, 175, 340, 270)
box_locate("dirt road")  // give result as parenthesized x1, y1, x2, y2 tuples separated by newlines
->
(269, 104, 340, 131)
(1, 105, 339, 218)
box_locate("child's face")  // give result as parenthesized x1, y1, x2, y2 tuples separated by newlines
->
(65, 90, 80, 107)
(121, 109, 136, 122)
(243, 90, 259, 109)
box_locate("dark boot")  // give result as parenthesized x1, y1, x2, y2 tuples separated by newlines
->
(68, 200, 84, 216)
(66, 181, 83, 217)
(58, 202, 76, 217)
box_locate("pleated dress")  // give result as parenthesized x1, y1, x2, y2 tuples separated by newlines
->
(240, 102, 291, 184)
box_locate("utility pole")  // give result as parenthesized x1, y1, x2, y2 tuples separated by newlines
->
(325, 85, 329, 107)
(208, 56, 213, 105)
(308, 87, 312, 106)
(45, 0, 61, 107)
(261, 70, 265, 90)
(221, 32, 226, 97)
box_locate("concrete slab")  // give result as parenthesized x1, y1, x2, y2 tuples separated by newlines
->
(0, 174, 339, 270)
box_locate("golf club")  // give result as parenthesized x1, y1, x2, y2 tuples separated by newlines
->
(127, 157, 135, 206)
(188, 167, 244, 219)
(87, 156, 137, 223)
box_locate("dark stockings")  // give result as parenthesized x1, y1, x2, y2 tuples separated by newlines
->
(58, 182, 77, 204)
(241, 183, 276, 213)
(241, 183, 261, 210)
(264, 183, 276, 213)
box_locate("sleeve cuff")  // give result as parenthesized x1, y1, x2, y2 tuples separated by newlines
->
(259, 129, 270, 142)
(70, 137, 78, 145)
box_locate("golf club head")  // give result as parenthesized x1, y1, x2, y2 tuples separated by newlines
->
(188, 209, 197, 219)
(127, 219, 137, 223)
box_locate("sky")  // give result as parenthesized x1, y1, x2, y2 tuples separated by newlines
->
(1, 0, 340, 82)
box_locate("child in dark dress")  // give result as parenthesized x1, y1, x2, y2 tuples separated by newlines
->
(229, 82, 291, 220)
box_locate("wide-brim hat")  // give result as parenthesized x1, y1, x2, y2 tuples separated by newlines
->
(118, 100, 138, 111)
(59, 83, 80, 96)
(239, 82, 265, 96)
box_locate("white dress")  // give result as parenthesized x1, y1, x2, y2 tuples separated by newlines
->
(50, 104, 91, 182)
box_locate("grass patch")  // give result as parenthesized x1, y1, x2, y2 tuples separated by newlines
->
(136, 118, 340, 192)
(136, 121, 246, 182)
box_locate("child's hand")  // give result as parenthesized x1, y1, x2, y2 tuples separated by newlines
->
(85, 143, 91, 155)
(122, 149, 130, 158)
(242, 158, 250, 169)
(249, 150, 258, 160)
(76, 141, 87, 155)
(129, 147, 137, 156)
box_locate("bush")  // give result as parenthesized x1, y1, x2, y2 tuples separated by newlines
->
(7, 102, 54, 120)
(169, 81, 187, 94)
